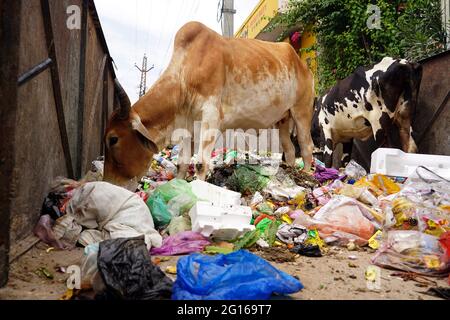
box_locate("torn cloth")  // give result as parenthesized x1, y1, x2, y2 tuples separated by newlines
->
(313, 165, 340, 183)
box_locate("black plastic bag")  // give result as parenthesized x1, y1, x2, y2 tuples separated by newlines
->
(41, 192, 64, 220)
(97, 237, 173, 300)
(290, 244, 322, 257)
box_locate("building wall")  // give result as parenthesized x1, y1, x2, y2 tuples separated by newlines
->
(235, 0, 318, 82)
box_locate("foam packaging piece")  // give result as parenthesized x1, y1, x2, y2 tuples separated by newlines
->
(189, 202, 254, 240)
(190, 179, 241, 206)
(371, 148, 450, 180)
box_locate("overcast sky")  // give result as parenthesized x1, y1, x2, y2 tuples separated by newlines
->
(95, 0, 260, 104)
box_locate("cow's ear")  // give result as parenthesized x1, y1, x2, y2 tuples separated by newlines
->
(131, 115, 159, 153)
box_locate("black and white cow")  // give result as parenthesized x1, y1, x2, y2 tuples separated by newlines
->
(312, 57, 423, 168)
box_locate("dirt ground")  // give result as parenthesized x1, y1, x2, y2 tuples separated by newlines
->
(0, 241, 447, 300)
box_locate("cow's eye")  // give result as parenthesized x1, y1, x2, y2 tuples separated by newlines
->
(109, 137, 119, 147)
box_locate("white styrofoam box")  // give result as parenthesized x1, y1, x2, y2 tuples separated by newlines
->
(189, 202, 254, 240)
(190, 179, 241, 207)
(371, 148, 450, 180)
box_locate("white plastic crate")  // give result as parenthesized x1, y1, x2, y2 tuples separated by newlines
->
(189, 202, 254, 240)
(370, 148, 450, 180)
(190, 179, 241, 207)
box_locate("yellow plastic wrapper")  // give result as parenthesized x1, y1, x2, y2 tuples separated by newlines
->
(305, 229, 326, 249)
(423, 255, 441, 269)
(281, 213, 293, 224)
(368, 230, 383, 249)
(371, 174, 400, 195)
(60, 289, 74, 300)
(392, 197, 418, 230)
(423, 217, 450, 237)
(291, 191, 306, 209)
(165, 266, 177, 274)
(354, 177, 383, 197)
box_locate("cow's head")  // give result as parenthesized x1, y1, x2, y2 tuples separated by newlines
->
(103, 80, 158, 186)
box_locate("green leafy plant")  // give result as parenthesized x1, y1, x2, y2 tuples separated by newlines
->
(270, 0, 447, 94)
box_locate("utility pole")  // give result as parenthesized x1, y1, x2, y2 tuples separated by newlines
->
(135, 54, 154, 98)
(219, 0, 236, 38)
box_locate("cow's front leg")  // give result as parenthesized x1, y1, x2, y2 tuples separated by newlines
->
(320, 127, 334, 168)
(323, 138, 334, 168)
(197, 106, 221, 180)
(278, 116, 295, 166)
(176, 139, 194, 179)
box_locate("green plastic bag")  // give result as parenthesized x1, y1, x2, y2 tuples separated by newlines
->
(146, 179, 197, 228)
(146, 193, 171, 228)
(153, 179, 196, 203)
(256, 218, 273, 233)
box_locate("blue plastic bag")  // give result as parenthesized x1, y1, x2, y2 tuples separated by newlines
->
(172, 250, 303, 300)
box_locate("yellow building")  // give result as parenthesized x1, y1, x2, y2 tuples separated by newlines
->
(235, 0, 317, 81)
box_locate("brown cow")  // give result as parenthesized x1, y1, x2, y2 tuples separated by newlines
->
(103, 22, 315, 186)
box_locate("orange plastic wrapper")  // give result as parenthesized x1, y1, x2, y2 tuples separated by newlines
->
(370, 174, 401, 195)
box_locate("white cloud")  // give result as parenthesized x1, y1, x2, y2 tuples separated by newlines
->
(95, 0, 259, 104)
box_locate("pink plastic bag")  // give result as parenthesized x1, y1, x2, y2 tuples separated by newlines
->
(150, 231, 210, 256)
(293, 196, 376, 245)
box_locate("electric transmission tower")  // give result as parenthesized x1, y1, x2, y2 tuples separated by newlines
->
(135, 54, 154, 98)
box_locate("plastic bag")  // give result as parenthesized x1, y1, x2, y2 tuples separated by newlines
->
(276, 223, 308, 245)
(372, 230, 450, 276)
(97, 237, 173, 300)
(167, 215, 192, 235)
(313, 165, 340, 183)
(344, 160, 367, 181)
(293, 196, 376, 245)
(146, 193, 171, 227)
(33, 215, 66, 249)
(80, 243, 103, 291)
(371, 174, 401, 195)
(146, 179, 197, 227)
(338, 185, 378, 207)
(172, 250, 304, 300)
(150, 231, 210, 256)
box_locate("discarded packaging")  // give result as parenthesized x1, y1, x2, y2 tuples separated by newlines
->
(189, 201, 254, 240)
(371, 148, 450, 180)
(172, 250, 303, 300)
(150, 231, 210, 256)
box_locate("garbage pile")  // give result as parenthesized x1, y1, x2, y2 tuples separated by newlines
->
(34, 146, 450, 300)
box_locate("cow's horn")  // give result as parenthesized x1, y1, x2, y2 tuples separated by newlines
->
(114, 79, 131, 119)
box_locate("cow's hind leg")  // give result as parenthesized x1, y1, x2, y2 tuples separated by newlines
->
(395, 104, 418, 153)
(290, 90, 315, 171)
(196, 102, 221, 180)
(278, 115, 296, 166)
